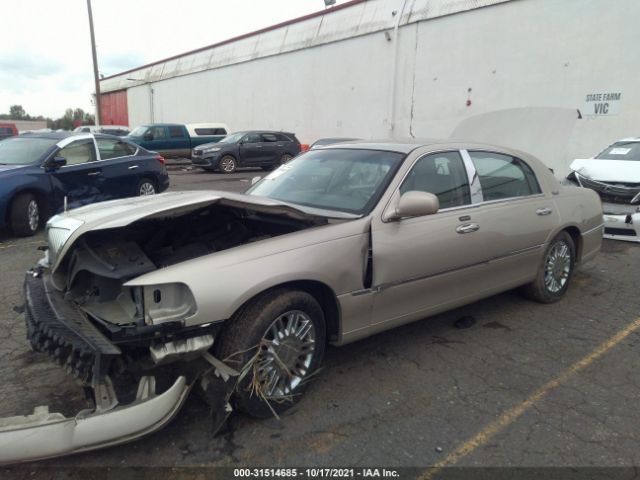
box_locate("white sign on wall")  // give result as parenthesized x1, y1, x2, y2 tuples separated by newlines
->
(583, 92, 622, 116)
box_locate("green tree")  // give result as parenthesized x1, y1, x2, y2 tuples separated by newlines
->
(9, 105, 26, 119)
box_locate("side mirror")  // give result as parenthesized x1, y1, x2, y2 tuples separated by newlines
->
(386, 191, 439, 221)
(143, 132, 154, 141)
(46, 155, 67, 170)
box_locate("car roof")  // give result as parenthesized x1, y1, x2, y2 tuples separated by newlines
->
(20, 131, 76, 140)
(320, 138, 538, 156)
(615, 137, 640, 143)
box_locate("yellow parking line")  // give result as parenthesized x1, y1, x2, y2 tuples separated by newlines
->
(420, 316, 640, 480)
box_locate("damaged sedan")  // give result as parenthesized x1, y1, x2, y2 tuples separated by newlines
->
(1, 141, 603, 463)
(567, 137, 640, 242)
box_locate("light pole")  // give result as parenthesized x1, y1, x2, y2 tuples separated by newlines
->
(87, 0, 101, 126)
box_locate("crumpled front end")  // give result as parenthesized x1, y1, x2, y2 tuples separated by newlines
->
(566, 170, 640, 242)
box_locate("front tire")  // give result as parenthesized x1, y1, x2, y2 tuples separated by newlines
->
(523, 231, 575, 303)
(10, 193, 40, 237)
(280, 153, 293, 165)
(219, 155, 237, 174)
(216, 289, 326, 418)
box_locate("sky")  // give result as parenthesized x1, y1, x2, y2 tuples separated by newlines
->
(0, 0, 346, 119)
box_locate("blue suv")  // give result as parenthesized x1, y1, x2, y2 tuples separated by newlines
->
(0, 132, 169, 236)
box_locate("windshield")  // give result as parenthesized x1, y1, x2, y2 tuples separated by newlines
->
(246, 149, 404, 215)
(596, 142, 640, 161)
(218, 132, 245, 144)
(0, 137, 58, 165)
(130, 126, 148, 137)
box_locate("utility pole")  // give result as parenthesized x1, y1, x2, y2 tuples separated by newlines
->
(87, 0, 101, 126)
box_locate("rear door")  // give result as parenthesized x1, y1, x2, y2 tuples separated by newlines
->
(260, 133, 281, 164)
(96, 137, 142, 199)
(168, 125, 190, 157)
(48, 138, 105, 210)
(464, 149, 560, 282)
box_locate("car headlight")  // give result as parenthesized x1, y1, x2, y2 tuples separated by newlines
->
(141, 283, 197, 325)
(202, 146, 221, 154)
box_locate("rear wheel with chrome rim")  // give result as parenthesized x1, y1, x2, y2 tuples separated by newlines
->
(138, 179, 156, 196)
(216, 289, 326, 418)
(523, 231, 575, 303)
(10, 192, 40, 237)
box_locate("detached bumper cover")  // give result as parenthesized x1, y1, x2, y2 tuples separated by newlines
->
(0, 376, 190, 465)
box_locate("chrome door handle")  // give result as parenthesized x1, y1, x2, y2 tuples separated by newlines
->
(87, 171, 101, 176)
(456, 223, 480, 234)
(536, 207, 553, 216)
(128, 165, 139, 170)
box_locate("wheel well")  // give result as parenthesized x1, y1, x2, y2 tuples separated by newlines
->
(563, 226, 582, 263)
(234, 280, 341, 344)
(6, 189, 50, 224)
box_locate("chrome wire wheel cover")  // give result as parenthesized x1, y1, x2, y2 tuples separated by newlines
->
(256, 310, 316, 398)
(544, 241, 571, 293)
(27, 200, 39, 232)
(139, 182, 156, 196)
(220, 157, 235, 172)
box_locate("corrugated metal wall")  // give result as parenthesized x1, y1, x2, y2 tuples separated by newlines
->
(100, 0, 640, 174)
(100, 90, 129, 126)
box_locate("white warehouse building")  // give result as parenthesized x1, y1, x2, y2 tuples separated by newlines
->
(99, 0, 639, 175)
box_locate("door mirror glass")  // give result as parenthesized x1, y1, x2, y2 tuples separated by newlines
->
(387, 191, 439, 221)
(46, 155, 67, 170)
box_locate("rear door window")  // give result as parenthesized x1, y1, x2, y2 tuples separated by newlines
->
(168, 126, 186, 138)
(261, 133, 278, 142)
(97, 139, 137, 160)
(468, 151, 541, 201)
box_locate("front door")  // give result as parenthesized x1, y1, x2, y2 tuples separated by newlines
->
(49, 138, 104, 211)
(370, 151, 493, 329)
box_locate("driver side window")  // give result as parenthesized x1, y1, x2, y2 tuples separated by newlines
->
(400, 151, 471, 209)
(57, 140, 96, 166)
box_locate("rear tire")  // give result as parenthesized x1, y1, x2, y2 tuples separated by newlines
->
(137, 179, 156, 196)
(280, 153, 293, 165)
(10, 193, 40, 237)
(522, 231, 575, 303)
(215, 289, 326, 418)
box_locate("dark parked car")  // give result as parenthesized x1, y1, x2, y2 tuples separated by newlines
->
(192, 130, 301, 173)
(0, 132, 169, 236)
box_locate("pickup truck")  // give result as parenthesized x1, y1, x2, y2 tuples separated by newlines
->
(126, 123, 228, 158)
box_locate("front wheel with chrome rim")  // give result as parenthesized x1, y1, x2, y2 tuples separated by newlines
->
(215, 289, 326, 418)
(219, 155, 237, 174)
(522, 231, 576, 303)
